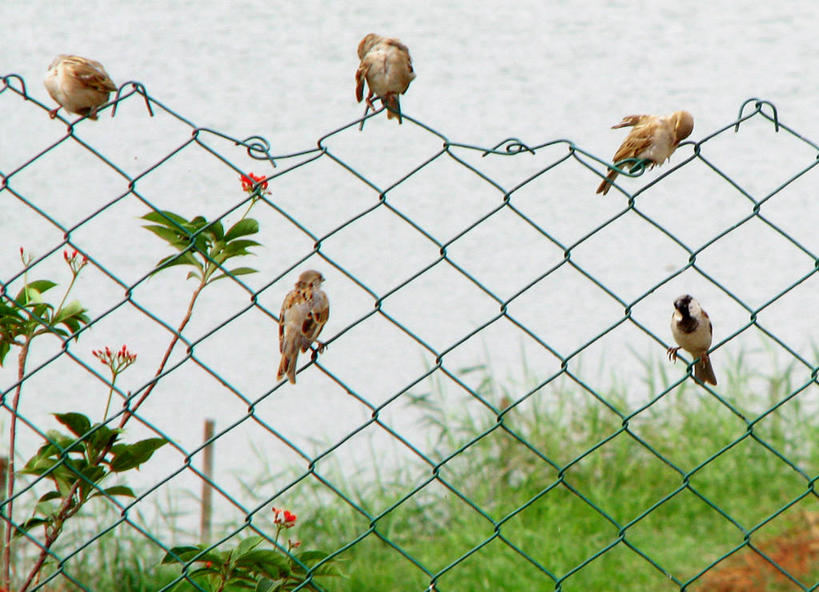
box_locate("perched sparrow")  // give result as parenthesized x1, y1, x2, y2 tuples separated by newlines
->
(277, 270, 330, 384)
(355, 33, 415, 123)
(44, 54, 117, 120)
(596, 110, 694, 195)
(667, 294, 717, 386)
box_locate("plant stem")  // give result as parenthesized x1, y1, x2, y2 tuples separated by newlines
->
(238, 195, 259, 221)
(17, 279, 207, 592)
(102, 373, 118, 423)
(118, 278, 205, 427)
(53, 270, 79, 321)
(3, 336, 30, 592)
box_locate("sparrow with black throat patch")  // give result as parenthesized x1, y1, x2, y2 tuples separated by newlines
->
(44, 54, 117, 120)
(667, 294, 717, 386)
(277, 270, 330, 384)
(596, 110, 694, 195)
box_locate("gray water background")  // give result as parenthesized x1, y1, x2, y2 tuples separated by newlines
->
(1, 1, 818, 536)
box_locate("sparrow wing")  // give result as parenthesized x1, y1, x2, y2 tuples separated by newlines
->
(383, 38, 415, 93)
(612, 120, 659, 163)
(279, 290, 299, 353)
(355, 60, 370, 103)
(66, 57, 116, 92)
(611, 114, 650, 129)
(300, 292, 329, 351)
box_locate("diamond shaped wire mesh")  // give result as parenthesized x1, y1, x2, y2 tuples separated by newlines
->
(1, 74, 818, 592)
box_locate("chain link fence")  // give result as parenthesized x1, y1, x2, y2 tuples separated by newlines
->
(1, 73, 818, 591)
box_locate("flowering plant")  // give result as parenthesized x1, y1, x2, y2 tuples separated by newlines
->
(162, 506, 341, 591)
(240, 172, 269, 193)
(1, 249, 167, 592)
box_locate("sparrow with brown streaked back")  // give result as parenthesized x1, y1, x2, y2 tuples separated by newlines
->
(355, 33, 415, 123)
(667, 294, 717, 386)
(596, 110, 694, 195)
(277, 270, 330, 384)
(44, 54, 117, 120)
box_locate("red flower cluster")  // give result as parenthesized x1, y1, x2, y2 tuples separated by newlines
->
(240, 172, 269, 193)
(63, 248, 88, 274)
(272, 507, 297, 528)
(92, 345, 137, 374)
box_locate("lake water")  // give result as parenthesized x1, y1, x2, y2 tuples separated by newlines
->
(2, 0, 818, 543)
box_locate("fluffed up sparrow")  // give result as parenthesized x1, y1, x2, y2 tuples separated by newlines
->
(596, 110, 693, 195)
(355, 33, 415, 124)
(667, 294, 717, 386)
(44, 54, 117, 120)
(277, 270, 330, 384)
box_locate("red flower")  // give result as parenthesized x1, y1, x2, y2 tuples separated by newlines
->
(63, 248, 88, 274)
(93, 344, 137, 373)
(240, 172, 268, 193)
(272, 506, 297, 527)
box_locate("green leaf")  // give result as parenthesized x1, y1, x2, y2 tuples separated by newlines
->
(226, 237, 261, 249)
(90, 485, 135, 499)
(79, 463, 106, 482)
(38, 490, 63, 503)
(141, 210, 192, 229)
(15, 280, 57, 304)
(292, 550, 342, 577)
(0, 341, 11, 366)
(54, 412, 91, 438)
(142, 224, 192, 246)
(235, 550, 290, 579)
(156, 251, 201, 270)
(40, 430, 85, 455)
(77, 464, 107, 499)
(13, 517, 51, 537)
(109, 437, 167, 472)
(190, 215, 209, 229)
(223, 583, 257, 592)
(87, 424, 120, 456)
(161, 545, 223, 565)
(225, 219, 259, 241)
(34, 500, 57, 518)
(210, 267, 258, 283)
(53, 300, 90, 329)
(255, 578, 278, 592)
(236, 536, 264, 558)
(204, 220, 225, 241)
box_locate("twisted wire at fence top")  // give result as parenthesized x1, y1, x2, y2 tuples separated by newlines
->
(1, 74, 818, 592)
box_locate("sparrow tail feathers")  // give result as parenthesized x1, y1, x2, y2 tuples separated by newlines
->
(596, 169, 618, 195)
(695, 357, 717, 386)
(277, 335, 301, 384)
(384, 93, 402, 123)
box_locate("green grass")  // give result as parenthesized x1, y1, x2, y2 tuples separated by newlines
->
(276, 351, 819, 592)
(13, 350, 819, 591)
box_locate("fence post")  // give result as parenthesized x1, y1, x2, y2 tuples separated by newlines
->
(0, 455, 7, 588)
(200, 420, 215, 543)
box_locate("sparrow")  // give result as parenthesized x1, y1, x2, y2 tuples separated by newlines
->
(355, 33, 415, 123)
(596, 110, 694, 195)
(667, 294, 717, 386)
(277, 270, 330, 384)
(44, 54, 117, 120)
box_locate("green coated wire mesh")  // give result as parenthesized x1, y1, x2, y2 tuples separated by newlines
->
(1, 73, 818, 592)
